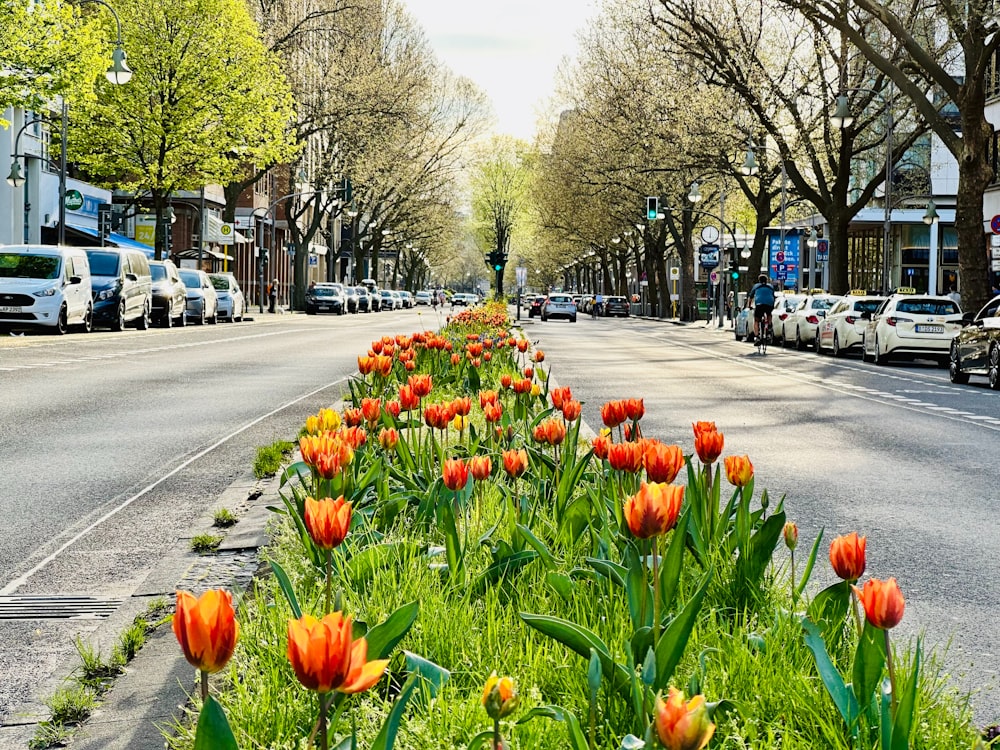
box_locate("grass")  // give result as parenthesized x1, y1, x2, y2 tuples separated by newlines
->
(190, 533, 223, 553)
(253, 440, 295, 479)
(213, 508, 238, 528)
(45, 684, 97, 726)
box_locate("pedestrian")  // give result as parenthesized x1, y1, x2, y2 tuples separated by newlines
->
(268, 278, 278, 313)
(946, 286, 961, 306)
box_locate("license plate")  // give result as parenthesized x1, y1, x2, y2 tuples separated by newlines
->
(916, 324, 944, 333)
(0, 306, 22, 313)
(319, 306, 330, 311)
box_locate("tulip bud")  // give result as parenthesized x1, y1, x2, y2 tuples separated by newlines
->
(783, 522, 798, 551)
(482, 672, 519, 720)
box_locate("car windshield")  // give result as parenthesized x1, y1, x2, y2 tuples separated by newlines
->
(854, 299, 882, 314)
(0, 253, 61, 279)
(178, 271, 201, 288)
(896, 299, 959, 315)
(810, 298, 835, 310)
(150, 265, 167, 281)
(85, 251, 121, 277)
(313, 287, 337, 297)
(607, 296, 626, 303)
(209, 276, 231, 290)
(550, 295, 572, 303)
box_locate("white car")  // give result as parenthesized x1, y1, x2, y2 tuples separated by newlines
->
(0, 245, 93, 334)
(816, 293, 885, 357)
(784, 294, 842, 350)
(861, 289, 963, 366)
(541, 293, 577, 322)
(209, 272, 245, 322)
(771, 293, 805, 344)
(178, 268, 219, 325)
(414, 290, 432, 306)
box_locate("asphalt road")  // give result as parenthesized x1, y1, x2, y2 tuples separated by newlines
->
(525, 312, 1000, 726)
(0, 305, 446, 726)
(1, 306, 998, 729)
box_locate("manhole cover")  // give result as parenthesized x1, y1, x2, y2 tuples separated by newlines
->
(0, 595, 123, 620)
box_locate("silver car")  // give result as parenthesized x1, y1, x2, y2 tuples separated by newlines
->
(178, 268, 218, 325)
(208, 273, 245, 322)
(541, 293, 577, 322)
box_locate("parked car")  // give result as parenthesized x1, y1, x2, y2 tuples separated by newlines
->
(0, 245, 93, 334)
(816, 293, 885, 356)
(603, 295, 630, 317)
(149, 259, 187, 327)
(734, 305, 752, 341)
(783, 294, 842, 350)
(305, 282, 346, 315)
(343, 286, 360, 313)
(360, 278, 381, 311)
(178, 268, 218, 325)
(354, 286, 372, 313)
(771, 293, 805, 344)
(949, 294, 1000, 388)
(862, 289, 963, 366)
(451, 293, 478, 306)
(209, 273, 245, 322)
(528, 295, 546, 318)
(380, 289, 398, 310)
(415, 290, 432, 306)
(542, 293, 577, 322)
(84, 247, 153, 331)
(398, 291, 414, 309)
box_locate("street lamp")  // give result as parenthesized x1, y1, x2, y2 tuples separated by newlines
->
(7, 0, 131, 246)
(741, 139, 792, 287)
(252, 191, 316, 313)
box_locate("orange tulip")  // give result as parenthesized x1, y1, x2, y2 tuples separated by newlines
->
(470, 455, 492, 481)
(378, 428, 399, 450)
(404, 360, 416, 371)
(592, 435, 611, 460)
(467, 342, 484, 357)
(829, 532, 866, 581)
(724, 455, 754, 487)
(516, 339, 529, 352)
(452, 396, 472, 417)
(691, 421, 716, 439)
(482, 672, 519, 720)
(550, 386, 572, 411)
(385, 400, 401, 418)
(339, 425, 367, 449)
(608, 441, 643, 473)
(601, 400, 627, 428)
(357, 355, 376, 375)
(523, 366, 534, 379)
(483, 402, 503, 423)
(500, 373, 513, 390)
(343, 408, 363, 427)
(624, 482, 684, 539)
(514, 378, 532, 395)
(561, 399, 582, 422)
(287, 612, 388, 694)
(374, 355, 393, 377)
(502, 448, 528, 479)
(853, 577, 905, 630)
(532, 417, 566, 446)
(693, 427, 724, 465)
(304, 496, 352, 550)
(451, 353, 462, 366)
(361, 398, 382, 424)
(624, 398, 644, 421)
(371, 340, 384, 354)
(408, 373, 433, 398)
(442, 458, 469, 491)
(479, 390, 500, 409)
(424, 404, 451, 431)
(783, 522, 799, 551)
(533, 350, 545, 362)
(173, 589, 239, 674)
(654, 687, 716, 750)
(643, 441, 684, 484)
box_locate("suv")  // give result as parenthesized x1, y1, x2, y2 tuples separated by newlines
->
(83, 247, 153, 331)
(603, 296, 630, 317)
(0, 245, 93, 334)
(305, 282, 346, 315)
(149, 259, 187, 327)
(542, 293, 577, 322)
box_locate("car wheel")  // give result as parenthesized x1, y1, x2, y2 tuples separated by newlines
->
(873, 336, 888, 366)
(112, 303, 126, 332)
(570, 315, 577, 323)
(196, 308, 205, 325)
(989, 344, 1000, 390)
(794, 328, 804, 350)
(177, 308, 187, 327)
(137, 302, 151, 330)
(53, 305, 68, 335)
(209, 308, 217, 324)
(77, 304, 93, 334)
(161, 309, 172, 328)
(832, 332, 842, 358)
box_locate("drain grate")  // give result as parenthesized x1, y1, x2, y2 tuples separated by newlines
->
(0, 595, 123, 620)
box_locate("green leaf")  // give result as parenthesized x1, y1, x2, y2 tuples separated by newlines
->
(659, 510, 690, 610)
(520, 613, 631, 694)
(436, 496, 464, 583)
(801, 617, 859, 732)
(625, 543, 650, 630)
(806, 580, 851, 645)
(193, 695, 238, 750)
(654, 569, 711, 689)
(403, 650, 450, 698)
(346, 542, 422, 585)
(891, 638, 921, 750)
(516, 706, 589, 750)
(269, 561, 301, 619)
(465, 731, 495, 750)
(545, 571, 577, 601)
(369, 673, 420, 750)
(587, 648, 602, 700)
(471, 550, 538, 597)
(366, 600, 419, 660)
(585, 557, 627, 587)
(516, 523, 557, 568)
(852, 620, 887, 708)
(794, 528, 825, 598)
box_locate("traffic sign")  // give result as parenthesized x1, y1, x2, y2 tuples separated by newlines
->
(669, 267, 680, 280)
(815, 239, 829, 262)
(218, 223, 235, 245)
(709, 270, 720, 284)
(699, 244, 720, 269)
(991, 214, 1000, 234)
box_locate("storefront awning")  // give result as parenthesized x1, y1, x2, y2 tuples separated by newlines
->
(67, 225, 156, 257)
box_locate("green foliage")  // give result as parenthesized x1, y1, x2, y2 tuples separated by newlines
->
(213, 508, 238, 528)
(254, 440, 295, 478)
(190, 534, 223, 553)
(44, 684, 97, 725)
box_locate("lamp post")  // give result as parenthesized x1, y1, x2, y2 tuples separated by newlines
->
(832, 88, 894, 292)
(6, 0, 131, 246)
(686, 181, 742, 326)
(252, 191, 315, 313)
(741, 139, 791, 288)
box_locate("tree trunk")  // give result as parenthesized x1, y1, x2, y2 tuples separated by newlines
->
(954, 98, 993, 313)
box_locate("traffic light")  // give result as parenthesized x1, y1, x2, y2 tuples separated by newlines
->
(493, 253, 504, 272)
(729, 257, 738, 281)
(645, 196, 659, 221)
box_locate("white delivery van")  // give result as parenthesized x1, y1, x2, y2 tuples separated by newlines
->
(0, 245, 94, 334)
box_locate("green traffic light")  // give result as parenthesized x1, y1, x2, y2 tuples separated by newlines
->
(731, 272, 739, 280)
(494, 264, 502, 271)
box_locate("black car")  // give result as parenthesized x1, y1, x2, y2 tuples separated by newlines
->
(343, 286, 359, 313)
(305, 283, 345, 315)
(354, 286, 372, 312)
(949, 294, 1000, 389)
(603, 295, 630, 317)
(528, 295, 545, 318)
(149, 259, 187, 327)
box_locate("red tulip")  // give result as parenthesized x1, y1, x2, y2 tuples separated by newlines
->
(550, 386, 572, 411)
(502, 449, 528, 479)
(287, 612, 388, 694)
(442, 458, 469, 491)
(624, 398, 644, 421)
(470, 455, 492, 481)
(561, 400, 582, 422)
(693, 427, 724, 465)
(601, 400, 627, 428)
(829, 532, 866, 581)
(644, 441, 684, 484)
(853, 577, 905, 630)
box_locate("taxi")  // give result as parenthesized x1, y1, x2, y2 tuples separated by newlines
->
(816, 291, 885, 357)
(861, 288, 963, 366)
(949, 294, 1000, 388)
(771, 292, 806, 344)
(783, 292, 842, 350)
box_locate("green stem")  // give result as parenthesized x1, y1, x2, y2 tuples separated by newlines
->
(850, 586, 863, 637)
(790, 549, 797, 608)
(317, 693, 330, 750)
(325, 549, 333, 615)
(493, 717, 503, 750)
(200, 669, 208, 703)
(652, 536, 661, 644)
(884, 629, 898, 718)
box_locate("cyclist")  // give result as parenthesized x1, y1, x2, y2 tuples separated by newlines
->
(748, 274, 776, 343)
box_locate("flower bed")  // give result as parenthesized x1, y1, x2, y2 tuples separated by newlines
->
(167, 302, 983, 749)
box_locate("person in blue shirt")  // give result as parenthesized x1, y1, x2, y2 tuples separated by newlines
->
(748, 274, 776, 342)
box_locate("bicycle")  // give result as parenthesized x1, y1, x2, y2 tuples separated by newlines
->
(756, 313, 773, 355)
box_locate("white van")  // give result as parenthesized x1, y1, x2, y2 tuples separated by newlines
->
(0, 245, 93, 334)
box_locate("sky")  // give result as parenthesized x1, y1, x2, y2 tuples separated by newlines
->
(402, 0, 599, 141)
